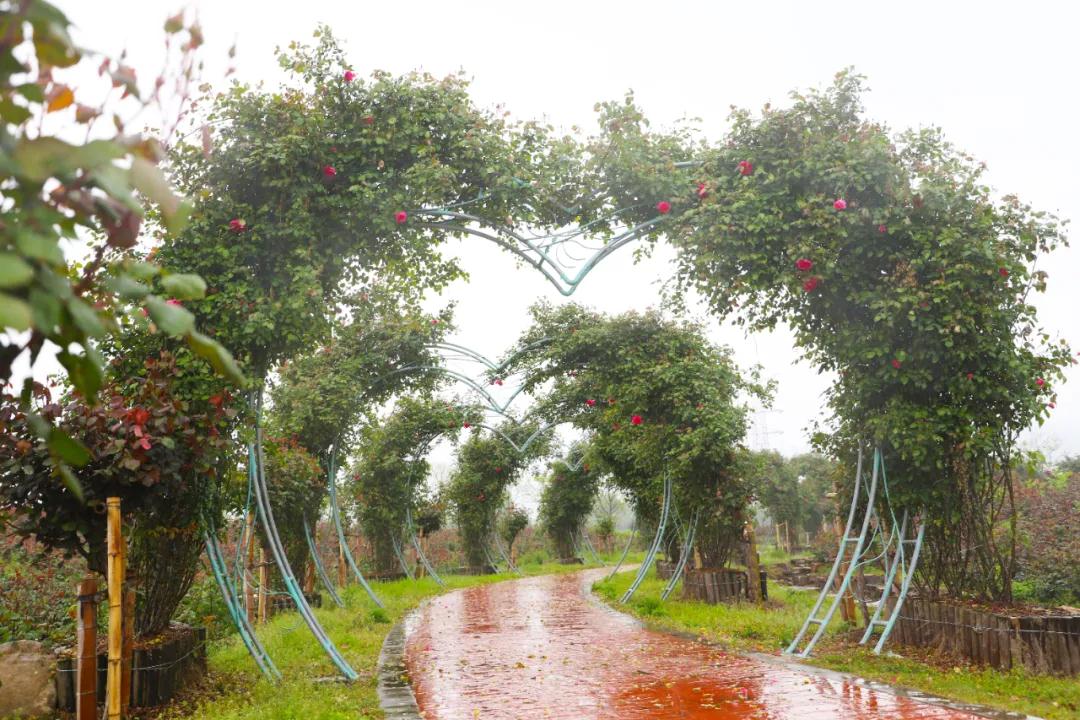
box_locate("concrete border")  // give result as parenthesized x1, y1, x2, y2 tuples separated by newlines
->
(376, 614, 423, 720)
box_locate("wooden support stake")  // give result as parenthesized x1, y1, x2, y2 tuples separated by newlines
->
(121, 587, 135, 714)
(75, 577, 97, 720)
(244, 514, 256, 625)
(744, 521, 762, 604)
(303, 558, 315, 595)
(257, 548, 268, 624)
(337, 538, 347, 587)
(106, 497, 123, 720)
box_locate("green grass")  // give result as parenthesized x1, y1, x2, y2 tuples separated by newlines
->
(594, 570, 1080, 720)
(593, 572, 848, 652)
(163, 560, 620, 720)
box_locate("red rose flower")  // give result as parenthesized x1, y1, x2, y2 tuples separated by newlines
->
(463, 421, 471, 428)
(656, 200, 671, 214)
(323, 165, 337, 177)
(833, 198, 847, 210)
(209, 394, 224, 408)
(395, 211, 408, 224)
(166, 298, 182, 307)
(343, 70, 356, 82)
(631, 414, 643, 426)
(891, 359, 902, 369)
(228, 218, 247, 233)
(878, 224, 887, 233)
(696, 182, 708, 199)
(738, 160, 754, 176)
(966, 372, 974, 381)
(363, 115, 375, 125)
(1035, 377, 1045, 387)
(802, 277, 820, 293)
(795, 258, 813, 271)
(494, 467, 501, 473)
(998, 267, 1009, 277)
(585, 399, 596, 407)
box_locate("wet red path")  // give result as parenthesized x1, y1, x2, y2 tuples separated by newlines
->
(403, 569, 986, 719)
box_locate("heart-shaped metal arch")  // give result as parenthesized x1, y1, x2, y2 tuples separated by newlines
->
(408, 161, 702, 296)
(414, 210, 663, 296)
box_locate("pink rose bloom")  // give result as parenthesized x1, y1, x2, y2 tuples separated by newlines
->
(833, 199, 847, 210)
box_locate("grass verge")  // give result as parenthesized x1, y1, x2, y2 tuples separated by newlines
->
(162, 559, 624, 720)
(593, 571, 1080, 720)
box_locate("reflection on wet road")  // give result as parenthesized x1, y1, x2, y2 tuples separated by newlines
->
(404, 569, 983, 719)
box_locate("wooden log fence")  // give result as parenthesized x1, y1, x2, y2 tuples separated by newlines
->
(55, 625, 208, 711)
(886, 596, 1080, 676)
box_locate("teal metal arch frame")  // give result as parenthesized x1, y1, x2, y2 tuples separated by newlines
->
(784, 447, 925, 659)
(620, 475, 673, 603)
(660, 509, 699, 601)
(326, 448, 385, 609)
(786, 448, 877, 658)
(405, 507, 445, 587)
(490, 531, 522, 575)
(248, 394, 360, 681)
(303, 516, 344, 608)
(204, 526, 281, 682)
(391, 533, 416, 580)
(412, 209, 667, 296)
(581, 529, 602, 564)
(606, 519, 637, 580)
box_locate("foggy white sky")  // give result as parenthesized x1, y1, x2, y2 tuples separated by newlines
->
(60, 1, 1080, 502)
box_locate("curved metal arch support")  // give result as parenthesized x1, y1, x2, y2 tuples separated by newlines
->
(660, 509, 699, 601)
(250, 422, 359, 681)
(570, 529, 584, 560)
(581, 528, 601, 564)
(404, 508, 445, 587)
(875, 521, 925, 653)
(303, 516, 344, 608)
(391, 533, 416, 580)
(482, 543, 503, 573)
(859, 511, 908, 646)
(786, 447, 881, 658)
(427, 338, 554, 377)
(620, 476, 673, 603)
(204, 528, 281, 682)
(606, 519, 638, 580)
(413, 214, 662, 296)
(326, 451, 385, 609)
(490, 532, 522, 575)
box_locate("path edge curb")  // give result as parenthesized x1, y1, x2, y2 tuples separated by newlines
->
(376, 602, 428, 720)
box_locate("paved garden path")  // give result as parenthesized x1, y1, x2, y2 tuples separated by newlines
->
(403, 568, 990, 719)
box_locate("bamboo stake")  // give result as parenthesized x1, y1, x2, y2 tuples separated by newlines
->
(119, 534, 133, 714)
(337, 537, 346, 587)
(257, 548, 268, 623)
(121, 587, 134, 713)
(75, 577, 97, 720)
(106, 497, 123, 720)
(744, 521, 762, 603)
(244, 514, 256, 625)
